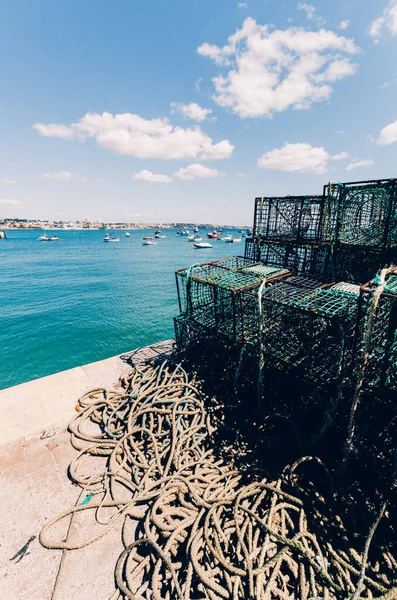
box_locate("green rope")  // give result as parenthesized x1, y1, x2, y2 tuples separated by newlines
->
(257, 279, 267, 409)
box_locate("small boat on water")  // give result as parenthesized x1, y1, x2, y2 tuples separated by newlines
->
(0, 230, 6, 239)
(225, 237, 241, 243)
(142, 240, 157, 246)
(221, 235, 232, 242)
(124, 232, 130, 237)
(194, 242, 212, 249)
(104, 233, 120, 242)
(193, 227, 199, 233)
(155, 233, 166, 239)
(187, 234, 195, 241)
(207, 231, 219, 239)
(155, 230, 161, 235)
(142, 236, 153, 241)
(38, 233, 59, 241)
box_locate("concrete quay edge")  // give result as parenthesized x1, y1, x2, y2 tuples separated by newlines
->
(0, 340, 174, 447)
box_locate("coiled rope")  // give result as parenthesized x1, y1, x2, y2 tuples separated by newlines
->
(41, 360, 396, 599)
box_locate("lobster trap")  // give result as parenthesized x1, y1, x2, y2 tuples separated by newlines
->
(174, 313, 256, 392)
(323, 178, 397, 247)
(244, 238, 259, 263)
(253, 195, 324, 244)
(175, 257, 290, 344)
(355, 271, 397, 394)
(259, 284, 359, 393)
(329, 245, 392, 285)
(245, 239, 331, 279)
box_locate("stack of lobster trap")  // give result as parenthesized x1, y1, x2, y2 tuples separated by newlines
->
(174, 178, 397, 411)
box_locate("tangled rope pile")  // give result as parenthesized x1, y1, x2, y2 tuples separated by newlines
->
(40, 360, 396, 599)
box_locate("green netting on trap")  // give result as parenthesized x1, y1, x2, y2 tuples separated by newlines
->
(176, 257, 291, 344)
(215, 256, 258, 270)
(253, 195, 324, 244)
(355, 274, 397, 394)
(176, 257, 260, 313)
(324, 179, 397, 247)
(286, 275, 328, 290)
(252, 241, 331, 279)
(260, 286, 358, 391)
(330, 282, 361, 295)
(330, 245, 392, 284)
(244, 238, 259, 263)
(292, 288, 358, 317)
(384, 274, 397, 295)
(240, 264, 284, 277)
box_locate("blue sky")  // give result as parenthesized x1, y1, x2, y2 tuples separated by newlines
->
(1, 0, 397, 224)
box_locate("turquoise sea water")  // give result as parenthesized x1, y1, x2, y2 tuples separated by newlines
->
(0, 229, 242, 389)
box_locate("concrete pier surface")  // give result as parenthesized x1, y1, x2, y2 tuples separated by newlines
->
(0, 340, 174, 600)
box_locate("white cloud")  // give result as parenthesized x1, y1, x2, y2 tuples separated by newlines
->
(238, 2, 248, 8)
(194, 78, 202, 93)
(170, 102, 213, 122)
(313, 58, 356, 82)
(345, 159, 374, 171)
(377, 119, 397, 145)
(174, 163, 224, 180)
(132, 170, 172, 183)
(197, 18, 359, 118)
(0, 178, 17, 185)
(33, 112, 234, 161)
(339, 20, 350, 30)
(258, 142, 330, 173)
(297, 3, 324, 26)
(40, 171, 85, 181)
(368, 1, 397, 42)
(331, 151, 350, 160)
(33, 123, 78, 140)
(0, 198, 24, 206)
(379, 78, 397, 89)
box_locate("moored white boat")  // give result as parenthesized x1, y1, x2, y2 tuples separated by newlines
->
(104, 232, 120, 242)
(194, 242, 212, 248)
(124, 232, 130, 237)
(142, 240, 157, 246)
(155, 234, 166, 239)
(39, 233, 59, 241)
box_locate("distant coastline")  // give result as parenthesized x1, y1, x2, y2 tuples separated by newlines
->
(1, 221, 249, 231)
